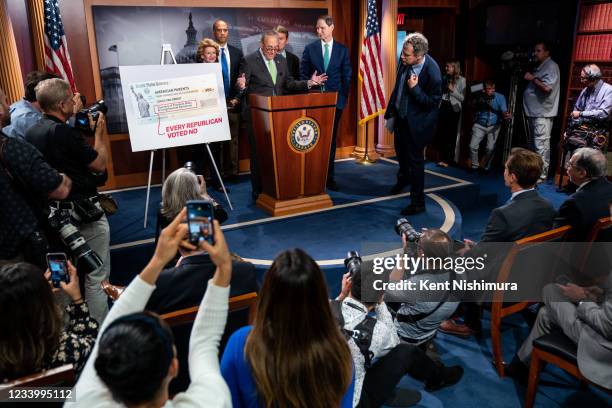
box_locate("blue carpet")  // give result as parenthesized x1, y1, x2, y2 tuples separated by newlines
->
(106, 159, 611, 408)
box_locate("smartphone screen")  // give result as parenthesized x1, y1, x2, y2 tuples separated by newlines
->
(46, 253, 69, 288)
(186, 200, 215, 245)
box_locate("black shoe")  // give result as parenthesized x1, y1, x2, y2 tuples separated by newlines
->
(467, 167, 478, 174)
(401, 204, 426, 215)
(505, 355, 529, 385)
(326, 179, 339, 191)
(384, 388, 422, 407)
(478, 167, 490, 175)
(251, 191, 260, 201)
(425, 365, 464, 391)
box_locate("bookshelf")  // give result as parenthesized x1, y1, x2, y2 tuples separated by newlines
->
(558, 0, 612, 181)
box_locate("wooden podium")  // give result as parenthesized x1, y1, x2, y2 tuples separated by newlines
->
(249, 92, 337, 216)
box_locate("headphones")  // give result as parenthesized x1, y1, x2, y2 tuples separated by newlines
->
(583, 65, 602, 81)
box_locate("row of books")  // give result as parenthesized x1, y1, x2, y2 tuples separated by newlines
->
(579, 3, 612, 32)
(574, 34, 612, 61)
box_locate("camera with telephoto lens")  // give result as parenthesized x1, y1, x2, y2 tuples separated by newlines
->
(395, 218, 422, 243)
(74, 97, 108, 135)
(48, 207, 103, 274)
(344, 250, 362, 277)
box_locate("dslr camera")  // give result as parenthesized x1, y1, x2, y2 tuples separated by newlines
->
(48, 206, 103, 274)
(395, 218, 422, 243)
(74, 97, 108, 135)
(344, 250, 362, 277)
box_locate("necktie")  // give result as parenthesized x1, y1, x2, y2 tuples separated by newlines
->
(267, 59, 277, 85)
(323, 43, 330, 71)
(220, 48, 230, 99)
(395, 66, 409, 111)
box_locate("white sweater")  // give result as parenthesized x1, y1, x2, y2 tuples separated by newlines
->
(64, 275, 232, 407)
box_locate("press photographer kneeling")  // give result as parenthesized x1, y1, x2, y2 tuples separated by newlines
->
(384, 222, 462, 349)
(26, 78, 111, 324)
(334, 255, 463, 407)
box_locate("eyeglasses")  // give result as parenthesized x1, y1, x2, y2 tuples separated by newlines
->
(263, 46, 278, 52)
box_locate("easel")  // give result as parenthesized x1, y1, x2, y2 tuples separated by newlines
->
(143, 44, 233, 228)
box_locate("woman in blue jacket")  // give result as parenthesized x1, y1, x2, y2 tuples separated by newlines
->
(221, 248, 355, 407)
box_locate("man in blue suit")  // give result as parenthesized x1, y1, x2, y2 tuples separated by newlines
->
(385, 32, 442, 215)
(301, 15, 352, 191)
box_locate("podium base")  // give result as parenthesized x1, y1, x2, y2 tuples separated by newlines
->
(256, 193, 333, 217)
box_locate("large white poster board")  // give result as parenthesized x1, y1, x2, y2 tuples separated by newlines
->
(119, 64, 231, 152)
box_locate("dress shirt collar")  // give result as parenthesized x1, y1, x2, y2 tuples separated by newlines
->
(510, 188, 535, 201)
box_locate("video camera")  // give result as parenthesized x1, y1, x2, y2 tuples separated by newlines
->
(74, 96, 108, 135)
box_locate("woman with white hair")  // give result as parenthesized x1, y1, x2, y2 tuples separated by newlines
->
(155, 167, 227, 242)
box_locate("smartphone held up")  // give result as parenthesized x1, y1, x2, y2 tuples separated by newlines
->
(46, 252, 70, 288)
(186, 200, 215, 246)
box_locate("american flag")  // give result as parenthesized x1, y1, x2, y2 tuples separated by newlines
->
(358, 0, 386, 124)
(44, 0, 76, 91)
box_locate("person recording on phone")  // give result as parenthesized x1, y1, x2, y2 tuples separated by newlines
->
(67, 210, 234, 407)
(0, 260, 98, 381)
(0, 86, 71, 269)
(25, 78, 111, 324)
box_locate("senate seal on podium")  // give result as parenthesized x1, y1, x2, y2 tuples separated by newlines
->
(287, 117, 320, 154)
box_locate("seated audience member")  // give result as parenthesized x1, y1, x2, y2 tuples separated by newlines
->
(335, 260, 463, 407)
(3, 71, 57, 140)
(221, 248, 354, 408)
(570, 64, 612, 127)
(156, 167, 228, 242)
(506, 214, 612, 390)
(0, 87, 71, 269)
(468, 80, 511, 173)
(0, 261, 98, 381)
(67, 210, 232, 407)
(146, 240, 256, 314)
(554, 148, 612, 241)
(385, 229, 461, 344)
(442, 148, 555, 336)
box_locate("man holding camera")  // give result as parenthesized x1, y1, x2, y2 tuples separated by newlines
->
(522, 42, 560, 182)
(25, 78, 110, 323)
(0, 86, 72, 269)
(469, 80, 511, 173)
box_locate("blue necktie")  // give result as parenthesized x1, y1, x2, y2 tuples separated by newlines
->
(395, 67, 409, 111)
(220, 48, 230, 99)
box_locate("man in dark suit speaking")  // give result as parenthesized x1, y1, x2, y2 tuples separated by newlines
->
(238, 30, 327, 200)
(385, 32, 442, 215)
(301, 15, 352, 191)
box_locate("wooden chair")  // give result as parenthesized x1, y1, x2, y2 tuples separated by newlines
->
(160, 292, 258, 326)
(577, 216, 612, 282)
(160, 292, 257, 395)
(490, 225, 572, 377)
(526, 330, 612, 408)
(0, 364, 75, 389)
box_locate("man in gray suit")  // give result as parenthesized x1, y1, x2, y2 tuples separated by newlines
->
(238, 30, 326, 199)
(508, 269, 612, 389)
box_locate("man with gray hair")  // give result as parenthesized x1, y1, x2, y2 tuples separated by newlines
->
(237, 30, 327, 200)
(25, 78, 111, 323)
(571, 64, 612, 123)
(385, 32, 442, 215)
(554, 147, 612, 241)
(522, 42, 560, 182)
